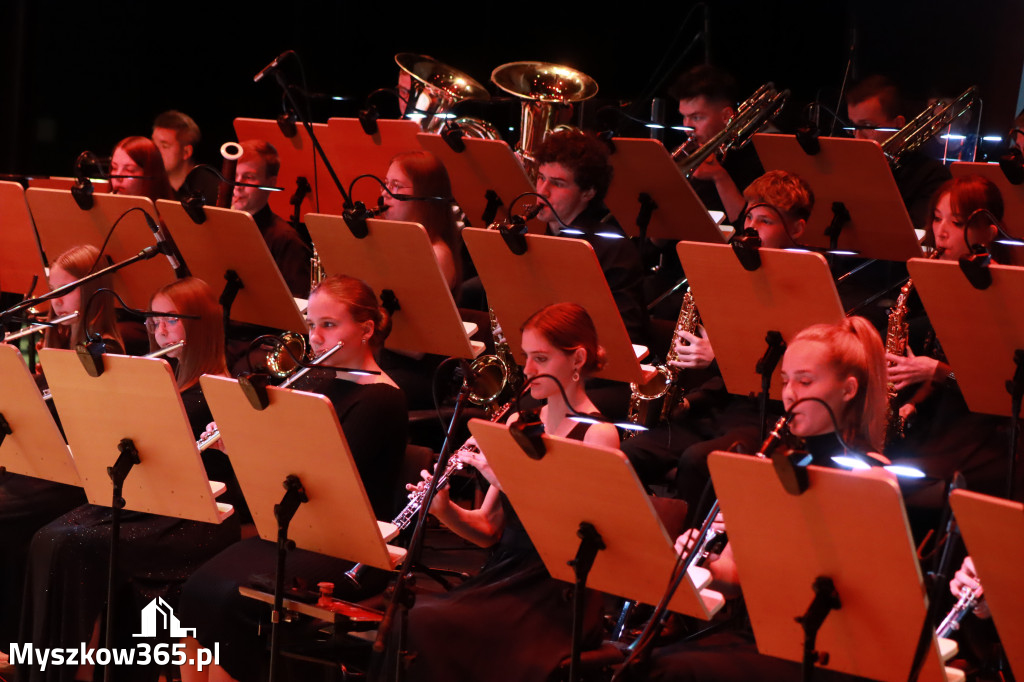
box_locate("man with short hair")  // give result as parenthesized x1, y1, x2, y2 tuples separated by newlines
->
(152, 110, 202, 194)
(533, 130, 648, 346)
(669, 65, 765, 223)
(845, 75, 950, 229)
(232, 140, 311, 298)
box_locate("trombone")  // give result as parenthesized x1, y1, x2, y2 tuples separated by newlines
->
(4, 311, 79, 342)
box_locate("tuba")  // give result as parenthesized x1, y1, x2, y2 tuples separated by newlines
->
(881, 87, 977, 168)
(395, 53, 497, 137)
(675, 83, 788, 178)
(491, 61, 599, 179)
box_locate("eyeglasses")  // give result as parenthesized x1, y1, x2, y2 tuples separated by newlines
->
(145, 317, 182, 332)
(383, 179, 411, 193)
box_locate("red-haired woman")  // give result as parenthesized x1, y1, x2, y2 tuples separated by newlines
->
(886, 175, 1010, 498)
(402, 302, 618, 682)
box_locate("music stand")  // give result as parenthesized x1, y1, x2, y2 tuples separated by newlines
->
(0, 181, 48, 296)
(949, 489, 1024, 679)
(675, 241, 845, 400)
(753, 133, 923, 261)
(907, 258, 1024, 418)
(25, 188, 176, 309)
(708, 451, 955, 682)
(469, 420, 724, 681)
(39, 348, 233, 671)
(951, 161, 1024, 241)
(200, 374, 405, 681)
(27, 177, 111, 193)
(233, 117, 344, 219)
(603, 138, 728, 242)
(156, 200, 306, 333)
(416, 133, 543, 231)
(0, 345, 80, 486)
(305, 214, 483, 359)
(325, 118, 423, 207)
(463, 228, 645, 384)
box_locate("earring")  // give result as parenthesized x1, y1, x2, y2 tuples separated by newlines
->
(572, 369, 580, 382)
(361, 337, 368, 345)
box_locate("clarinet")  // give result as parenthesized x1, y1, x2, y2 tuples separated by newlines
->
(344, 401, 512, 589)
(936, 586, 980, 639)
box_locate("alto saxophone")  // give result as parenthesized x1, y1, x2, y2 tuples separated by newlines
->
(625, 291, 701, 437)
(884, 280, 912, 443)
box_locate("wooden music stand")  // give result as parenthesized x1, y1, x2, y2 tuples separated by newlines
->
(156, 200, 307, 333)
(708, 451, 955, 682)
(305, 214, 483, 359)
(0, 345, 80, 486)
(463, 228, 645, 384)
(27, 177, 111, 193)
(233, 117, 344, 219)
(951, 161, 1024, 241)
(907, 258, 1024, 417)
(199, 374, 404, 570)
(25, 188, 177, 309)
(416, 133, 543, 231)
(753, 133, 924, 261)
(469, 418, 725, 618)
(949, 489, 1024, 679)
(0, 181, 48, 296)
(38, 348, 232, 522)
(604, 138, 728, 242)
(675, 241, 844, 399)
(325, 118, 423, 207)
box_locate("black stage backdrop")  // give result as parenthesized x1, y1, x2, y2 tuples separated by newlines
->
(1, 0, 1022, 176)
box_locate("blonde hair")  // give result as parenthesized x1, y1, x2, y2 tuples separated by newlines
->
(790, 316, 887, 452)
(44, 244, 123, 350)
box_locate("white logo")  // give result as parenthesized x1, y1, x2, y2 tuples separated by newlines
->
(133, 597, 196, 639)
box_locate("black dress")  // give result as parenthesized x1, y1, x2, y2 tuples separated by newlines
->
(402, 420, 605, 682)
(176, 379, 408, 681)
(20, 385, 242, 682)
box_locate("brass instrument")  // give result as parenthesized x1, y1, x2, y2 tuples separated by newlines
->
(881, 87, 977, 169)
(217, 141, 243, 208)
(625, 291, 700, 436)
(467, 307, 523, 417)
(884, 250, 942, 442)
(197, 342, 343, 452)
(41, 340, 185, 402)
(4, 311, 78, 342)
(491, 61, 599, 179)
(936, 585, 980, 639)
(395, 53, 494, 135)
(264, 331, 308, 379)
(676, 83, 788, 179)
(884, 280, 912, 443)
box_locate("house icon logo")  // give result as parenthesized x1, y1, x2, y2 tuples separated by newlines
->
(132, 597, 197, 638)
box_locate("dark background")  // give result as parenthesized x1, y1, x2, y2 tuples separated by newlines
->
(1, 0, 1022, 176)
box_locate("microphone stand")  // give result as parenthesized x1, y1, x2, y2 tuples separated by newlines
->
(0, 245, 166, 342)
(368, 380, 475, 682)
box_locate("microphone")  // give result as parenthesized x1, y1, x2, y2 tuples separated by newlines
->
(253, 51, 291, 84)
(140, 211, 184, 274)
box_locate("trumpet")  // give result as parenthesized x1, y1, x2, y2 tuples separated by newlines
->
(936, 585, 980, 638)
(40, 340, 186, 402)
(4, 311, 79, 342)
(196, 341, 342, 452)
